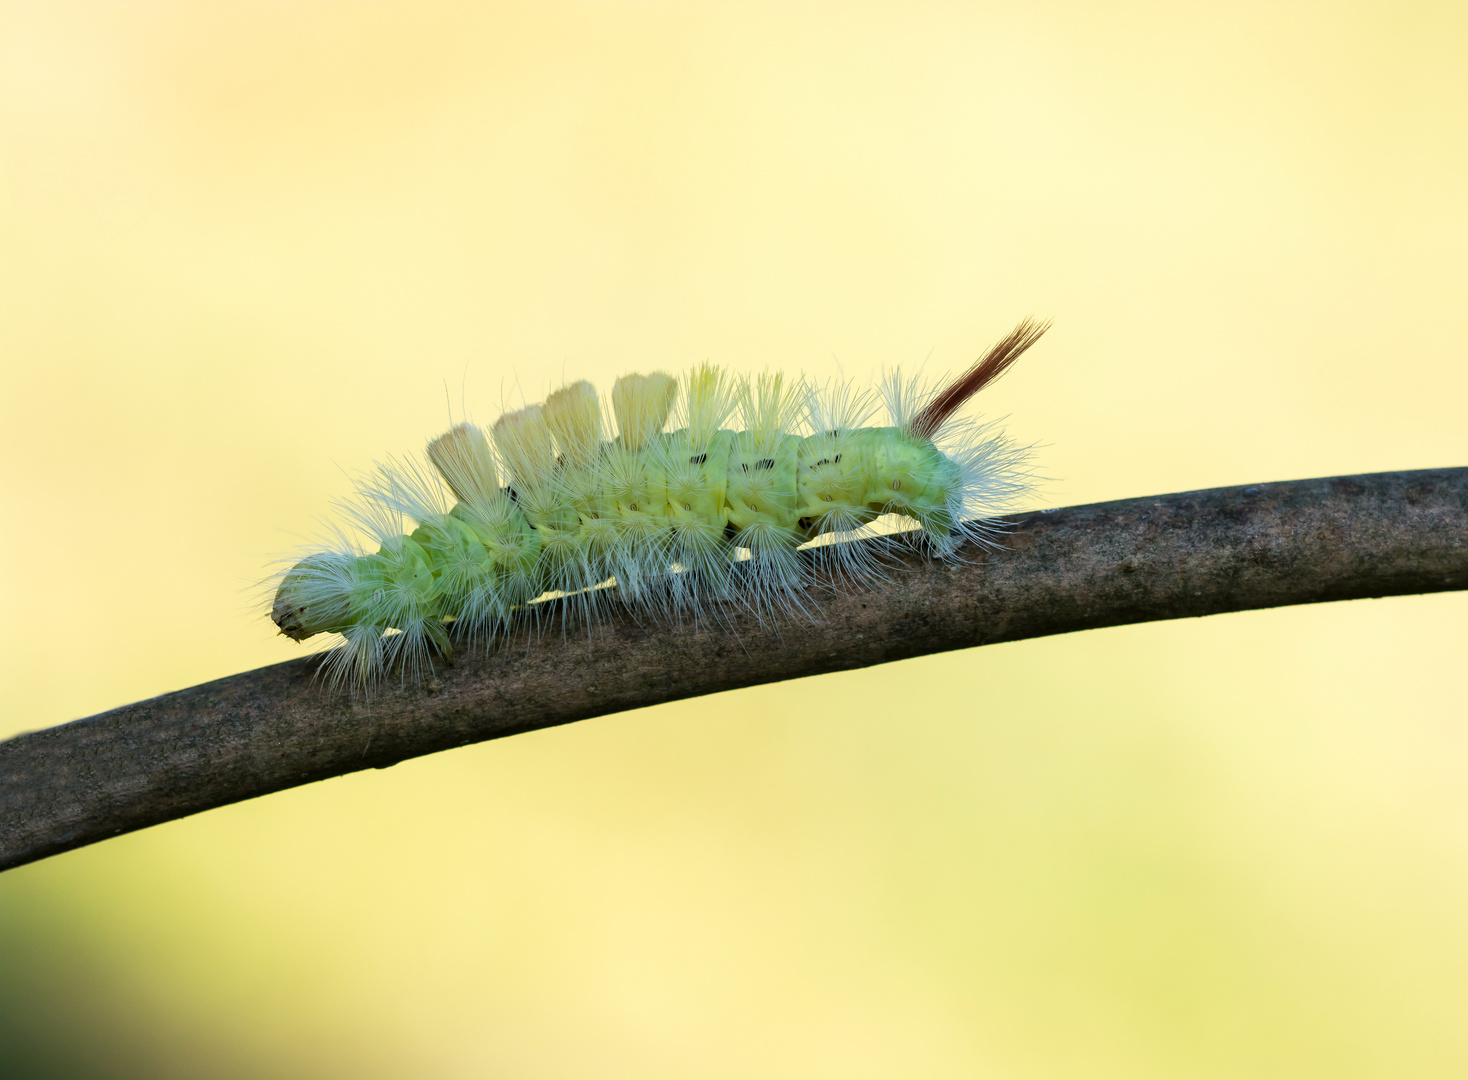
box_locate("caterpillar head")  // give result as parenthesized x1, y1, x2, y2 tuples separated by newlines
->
(271, 552, 356, 641)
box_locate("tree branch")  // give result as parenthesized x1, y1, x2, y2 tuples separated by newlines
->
(3, 468, 1465, 872)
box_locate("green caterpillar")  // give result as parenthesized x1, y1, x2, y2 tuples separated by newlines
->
(272, 319, 1047, 690)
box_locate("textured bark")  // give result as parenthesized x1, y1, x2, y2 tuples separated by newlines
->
(3, 468, 1465, 872)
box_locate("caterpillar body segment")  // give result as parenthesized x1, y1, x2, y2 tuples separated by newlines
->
(272, 319, 1048, 692)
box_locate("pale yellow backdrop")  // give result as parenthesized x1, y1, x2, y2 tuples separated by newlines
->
(2, 3, 1466, 1077)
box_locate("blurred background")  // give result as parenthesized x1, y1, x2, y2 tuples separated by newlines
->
(2, 2, 1466, 1076)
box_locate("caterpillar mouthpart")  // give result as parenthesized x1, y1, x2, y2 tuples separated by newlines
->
(270, 319, 1046, 693)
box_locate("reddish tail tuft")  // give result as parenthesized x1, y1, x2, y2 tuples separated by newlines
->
(907, 317, 1050, 441)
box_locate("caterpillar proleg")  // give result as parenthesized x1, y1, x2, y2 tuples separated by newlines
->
(271, 318, 1049, 692)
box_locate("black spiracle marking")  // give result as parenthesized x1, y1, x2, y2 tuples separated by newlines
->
(689, 453, 707, 465)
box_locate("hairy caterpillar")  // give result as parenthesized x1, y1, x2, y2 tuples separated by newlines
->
(271, 319, 1049, 691)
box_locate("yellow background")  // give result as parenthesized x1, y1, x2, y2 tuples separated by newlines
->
(2, 3, 1466, 1076)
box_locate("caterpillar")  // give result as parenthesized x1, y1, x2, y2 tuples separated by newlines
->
(271, 318, 1049, 692)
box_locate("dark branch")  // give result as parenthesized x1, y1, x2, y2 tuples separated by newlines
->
(3, 468, 1465, 872)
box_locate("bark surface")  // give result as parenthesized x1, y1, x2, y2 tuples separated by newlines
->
(3, 468, 1465, 872)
